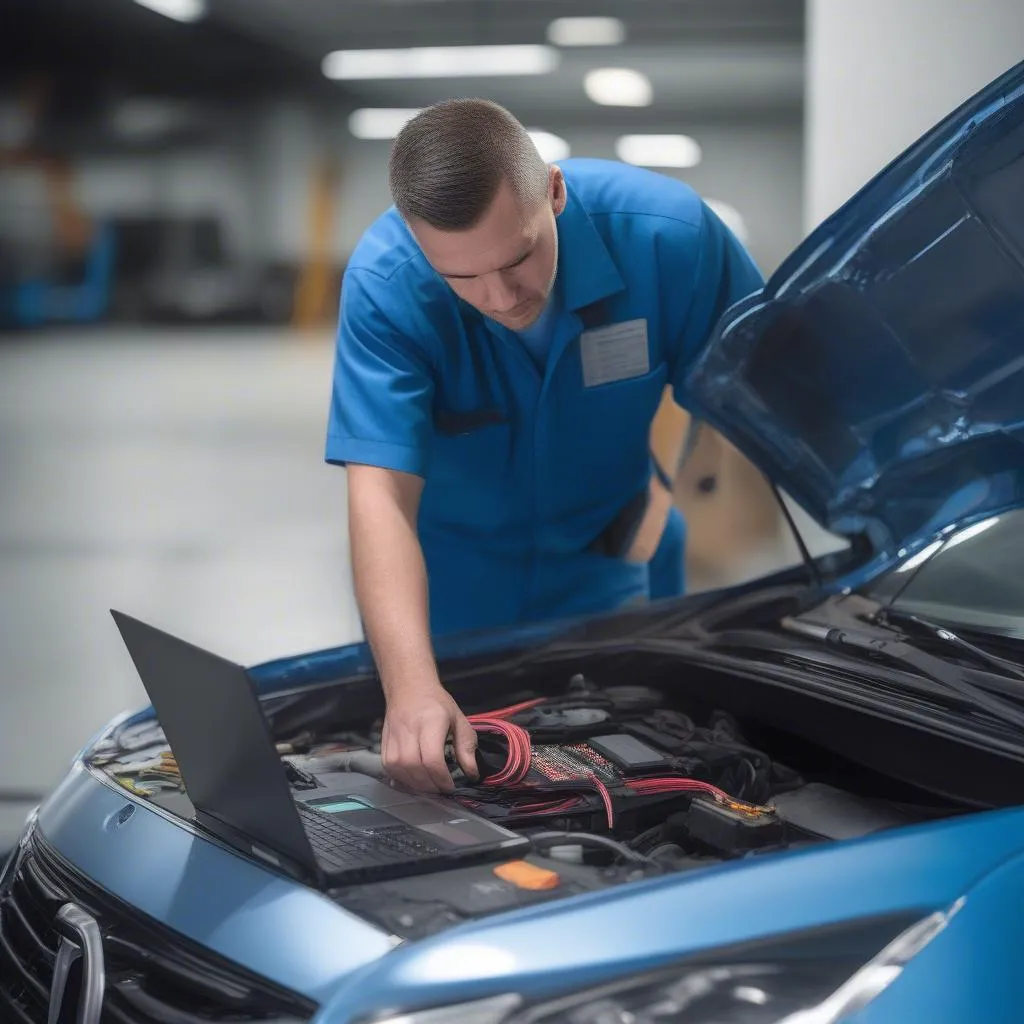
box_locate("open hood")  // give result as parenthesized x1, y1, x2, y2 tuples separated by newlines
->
(688, 60, 1024, 564)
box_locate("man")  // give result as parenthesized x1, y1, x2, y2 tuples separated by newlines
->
(325, 99, 763, 794)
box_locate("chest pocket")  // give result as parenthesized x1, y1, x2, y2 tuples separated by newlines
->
(423, 407, 515, 531)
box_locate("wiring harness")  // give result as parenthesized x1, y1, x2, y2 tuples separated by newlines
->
(456, 698, 772, 831)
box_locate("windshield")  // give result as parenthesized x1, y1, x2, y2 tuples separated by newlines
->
(869, 510, 1024, 639)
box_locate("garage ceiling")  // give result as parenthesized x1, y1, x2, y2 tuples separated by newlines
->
(211, 0, 805, 121)
(2, 0, 804, 153)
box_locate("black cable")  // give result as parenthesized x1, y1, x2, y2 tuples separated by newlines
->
(770, 483, 822, 588)
(626, 823, 667, 853)
(527, 830, 657, 866)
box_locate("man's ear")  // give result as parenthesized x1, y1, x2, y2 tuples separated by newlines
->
(549, 165, 567, 217)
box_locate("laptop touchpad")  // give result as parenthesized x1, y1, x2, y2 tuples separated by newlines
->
(419, 819, 506, 847)
(387, 801, 451, 826)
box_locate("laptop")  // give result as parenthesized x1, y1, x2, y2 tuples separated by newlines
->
(110, 610, 528, 887)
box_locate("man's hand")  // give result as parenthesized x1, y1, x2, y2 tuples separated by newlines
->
(381, 683, 480, 793)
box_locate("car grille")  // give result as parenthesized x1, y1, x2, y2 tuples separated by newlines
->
(0, 829, 315, 1024)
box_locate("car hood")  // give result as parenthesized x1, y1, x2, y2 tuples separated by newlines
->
(687, 59, 1024, 566)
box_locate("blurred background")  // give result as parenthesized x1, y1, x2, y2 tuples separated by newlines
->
(1, 0, 1022, 844)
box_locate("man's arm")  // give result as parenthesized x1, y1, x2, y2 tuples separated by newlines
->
(347, 463, 478, 793)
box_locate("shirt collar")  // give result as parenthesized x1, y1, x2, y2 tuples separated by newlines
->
(555, 177, 627, 312)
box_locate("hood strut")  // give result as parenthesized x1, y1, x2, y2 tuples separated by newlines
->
(771, 484, 822, 590)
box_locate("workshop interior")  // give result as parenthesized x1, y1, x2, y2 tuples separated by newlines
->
(0, 0, 830, 847)
(3, 2, 1024, 1023)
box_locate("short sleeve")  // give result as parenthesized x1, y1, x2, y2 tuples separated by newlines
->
(669, 202, 764, 404)
(324, 269, 435, 477)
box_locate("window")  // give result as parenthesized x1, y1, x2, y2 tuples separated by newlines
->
(873, 509, 1024, 638)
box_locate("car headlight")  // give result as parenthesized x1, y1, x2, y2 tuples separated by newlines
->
(369, 900, 962, 1024)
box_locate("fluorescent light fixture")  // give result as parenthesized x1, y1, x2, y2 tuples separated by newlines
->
(322, 45, 559, 81)
(133, 0, 205, 22)
(528, 130, 570, 162)
(705, 199, 749, 244)
(615, 134, 702, 167)
(584, 67, 652, 107)
(547, 17, 626, 46)
(348, 108, 421, 140)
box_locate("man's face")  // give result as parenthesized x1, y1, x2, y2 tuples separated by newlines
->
(409, 166, 567, 332)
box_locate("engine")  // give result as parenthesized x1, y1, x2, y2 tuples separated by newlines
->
(93, 670, 928, 941)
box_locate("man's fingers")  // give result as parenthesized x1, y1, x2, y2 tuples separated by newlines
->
(452, 714, 480, 780)
(383, 730, 427, 792)
(418, 720, 454, 793)
(420, 744, 454, 793)
(394, 734, 439, 793)
(380, 698, 469, 794)
(390, 755, 435, 794)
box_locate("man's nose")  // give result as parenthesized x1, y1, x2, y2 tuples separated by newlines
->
(484, 272, 519, 312)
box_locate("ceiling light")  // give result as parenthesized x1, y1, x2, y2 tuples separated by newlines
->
(528, 130, 571, 162)
(584, 68, 652, 107)
(348, 108, 421, 140)
(132, 0, 205, 22)
(547, 17, 626, 47)
(705, 199, 749, 245)
(322, 45, 559, 81)
(615, 134, 702, 167)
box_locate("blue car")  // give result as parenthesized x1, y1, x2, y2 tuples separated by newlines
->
(4, 59, 1024, 1024)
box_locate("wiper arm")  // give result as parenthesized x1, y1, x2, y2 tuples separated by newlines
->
(873, 607, 1024, 683)
(781, 616, 1024, 732)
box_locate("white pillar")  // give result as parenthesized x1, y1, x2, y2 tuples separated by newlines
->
(805, 0, 1024, 232)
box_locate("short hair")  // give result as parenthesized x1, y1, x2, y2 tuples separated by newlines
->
(388, 98, 549, 231)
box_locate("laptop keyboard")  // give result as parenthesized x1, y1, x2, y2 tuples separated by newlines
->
(298, 804, 443, 870)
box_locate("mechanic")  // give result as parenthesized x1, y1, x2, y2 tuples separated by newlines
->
(325, 99, 763, 794)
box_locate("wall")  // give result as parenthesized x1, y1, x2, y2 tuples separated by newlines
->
(806, 0, 1024, 230)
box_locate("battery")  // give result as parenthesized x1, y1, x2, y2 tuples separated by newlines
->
(685, 796, 784, 853)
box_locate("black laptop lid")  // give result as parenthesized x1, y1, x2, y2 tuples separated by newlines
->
(110, 610, 316, 874)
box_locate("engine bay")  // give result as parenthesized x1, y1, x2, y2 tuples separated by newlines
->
(86, 655, 974, 941)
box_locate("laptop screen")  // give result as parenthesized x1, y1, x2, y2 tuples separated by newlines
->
(110, 611, 316, 873)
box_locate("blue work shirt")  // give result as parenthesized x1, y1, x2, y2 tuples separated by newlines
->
(512, 277, 563, 371)
(326, 158, 763, 637)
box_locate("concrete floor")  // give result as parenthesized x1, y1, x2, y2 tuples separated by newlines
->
(0, 327, 363, 847)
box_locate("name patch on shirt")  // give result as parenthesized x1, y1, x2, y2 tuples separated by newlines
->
(580, 319, 650, 387)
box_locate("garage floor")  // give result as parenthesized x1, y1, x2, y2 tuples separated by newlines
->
(0, 327, 363, 848)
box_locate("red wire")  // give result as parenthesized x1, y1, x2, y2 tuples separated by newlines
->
(509, 796, 583, 814)
(586, 772, 615, 829)
(627, 777, 732, 802)
(468, 698, 546, 722)
(470, 718, 532, 786)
